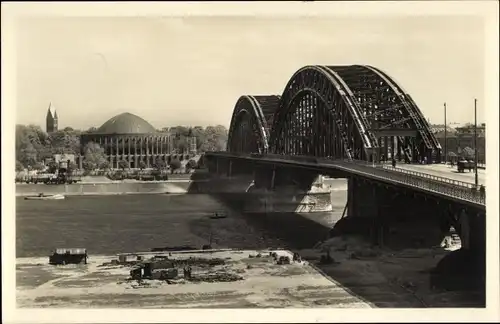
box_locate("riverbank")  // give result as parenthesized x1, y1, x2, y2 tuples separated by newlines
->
(16, 249, 372, 308)
(15, 180, 197, 197)
(15, 193, 484, 308)
(16, 177, 348, 197)
(16, 237, 484, 308)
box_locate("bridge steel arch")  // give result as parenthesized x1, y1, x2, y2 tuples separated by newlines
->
(365, 65, 442, 155)
(227, 95, 281, 154)
(269, 65, 441, 162)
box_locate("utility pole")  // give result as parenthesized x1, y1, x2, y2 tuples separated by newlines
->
(474, 99, 478, 187)
(444, 102, 447, 165)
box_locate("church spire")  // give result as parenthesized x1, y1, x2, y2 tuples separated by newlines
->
(46, 102, 58, 133)
(46, 102, 54, 118)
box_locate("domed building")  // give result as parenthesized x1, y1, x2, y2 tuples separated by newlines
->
(80, 112, 174, 169)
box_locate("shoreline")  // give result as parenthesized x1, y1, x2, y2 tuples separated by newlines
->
(16, 178, 348, 197)
(16, 191, 191, 197)
(15, 180, 203, 197)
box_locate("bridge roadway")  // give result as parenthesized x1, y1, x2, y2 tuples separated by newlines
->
(206, 152, 486, 208)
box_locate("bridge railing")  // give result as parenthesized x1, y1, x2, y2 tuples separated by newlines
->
(207, 152, 486, 205)
(379, 164, 480, 189)
(319, 158, 486, 205)
(374, 165, 485, 205)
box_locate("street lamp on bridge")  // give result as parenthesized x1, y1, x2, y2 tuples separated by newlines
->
(474, 98, 479, 188)
(444, 102, 447, 165)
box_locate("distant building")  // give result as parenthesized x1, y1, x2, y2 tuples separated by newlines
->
(43, 154, 78, 169)
(54, 154, 76, 168)
(188, 136, 197, 155)
(80, 112, 176, 169)
(433, 124, 486, 163)
(46, 102, 58, 133)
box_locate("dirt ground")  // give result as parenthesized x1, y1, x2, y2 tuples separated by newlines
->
(16, 249, 372, 308)
(298, 235, 484, 308)
(17, 237, 483, 308)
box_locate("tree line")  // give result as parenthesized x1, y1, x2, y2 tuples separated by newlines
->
(15, 124, 228, 171)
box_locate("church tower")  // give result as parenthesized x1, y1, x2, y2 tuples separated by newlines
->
(46, 102, 58, 133)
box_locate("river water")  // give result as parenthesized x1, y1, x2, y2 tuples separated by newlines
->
(16, 191, 347, 258)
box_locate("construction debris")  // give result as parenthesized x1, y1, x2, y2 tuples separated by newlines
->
(49, 248, 88, 265)
(151, 246, 196, 252)
(277, 256, 291, 265)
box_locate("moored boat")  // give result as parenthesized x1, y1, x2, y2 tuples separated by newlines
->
(210, 210, 228, 219)
(24, 193, 66, 200)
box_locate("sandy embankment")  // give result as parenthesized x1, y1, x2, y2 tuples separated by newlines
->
(16, 233, 482, 308)
(296, 235, 484, 308)
(16, 249, 373, 308)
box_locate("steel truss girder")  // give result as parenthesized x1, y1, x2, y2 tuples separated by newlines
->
(227, 65, 441, 164)
(366, 65, 442, 152)
(227, 95, 281, 154)
(328, 65, 416, 161)
(269, 66, 374, 160)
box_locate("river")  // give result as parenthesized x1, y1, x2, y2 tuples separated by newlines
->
(16, 191, 486, 307)
(16, 192, 347, 258)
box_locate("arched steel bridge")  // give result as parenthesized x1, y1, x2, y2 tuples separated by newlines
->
(227, 65, 442, 163)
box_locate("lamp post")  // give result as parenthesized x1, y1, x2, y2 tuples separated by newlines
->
(444, 102, 447, 165)
(474, 99, 478, 188)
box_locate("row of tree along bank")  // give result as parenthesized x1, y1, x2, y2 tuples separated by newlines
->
(15, 124, 227, 172)
(15, 158, 205, 184)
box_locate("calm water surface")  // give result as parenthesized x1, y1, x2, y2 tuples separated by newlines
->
(16, 193, 345, 257)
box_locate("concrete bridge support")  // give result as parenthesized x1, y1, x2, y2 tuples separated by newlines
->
(204, 156, 333, 214)
(334, 176, 457, 249)
(245, 165, 333, 213)
(335, 176, 485, 278)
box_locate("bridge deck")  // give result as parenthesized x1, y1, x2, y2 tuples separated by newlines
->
(207, 152, 486, 207)
(394, 163, 486, 186)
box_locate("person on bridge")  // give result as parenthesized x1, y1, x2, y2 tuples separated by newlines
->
(392, 158, 396, 168)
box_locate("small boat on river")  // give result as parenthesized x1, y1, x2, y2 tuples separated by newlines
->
(24, 193, 65, 200)
(210, 210, 228, 219)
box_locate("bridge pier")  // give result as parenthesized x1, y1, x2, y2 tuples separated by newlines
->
(204, 156, 333, 214)
(334, 176, 450, 248)
(245, 166, 333, 213)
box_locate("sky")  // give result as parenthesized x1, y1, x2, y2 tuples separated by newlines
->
(15, 15, 485, 130)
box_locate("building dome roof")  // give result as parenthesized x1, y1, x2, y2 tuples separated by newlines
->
(97, 112, 157, 134)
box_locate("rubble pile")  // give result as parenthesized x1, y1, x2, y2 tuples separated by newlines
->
(121, 253, 236, 285)
(188, 271, 244, 283)
(171, 257, 226, 267)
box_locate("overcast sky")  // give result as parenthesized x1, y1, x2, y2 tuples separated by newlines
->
(15, 15, 485, 130)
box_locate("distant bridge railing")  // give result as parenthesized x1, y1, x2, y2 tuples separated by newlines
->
(207, 152, 486, 206)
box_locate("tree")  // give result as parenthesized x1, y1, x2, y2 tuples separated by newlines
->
(48, 129, 81, 155)
(100, 160, 111, 170)
(83, 142, 106, 171)
(169, 159, 181, 174)
(154, 158, 167, 170)
(47, 161, 58, 173)
(463, 147, 475, 159)
(15, 160, 24, 172)
(118, 160, 129, 171)
(18, 143, 38, 167)
(32, 162, 45, 171)
(186, 159, 198, 170)
(68, 161, 78, 171)
(85, 127, 98, 134)
(199, 125, 228, 152)
(16, 124, 48, 166)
